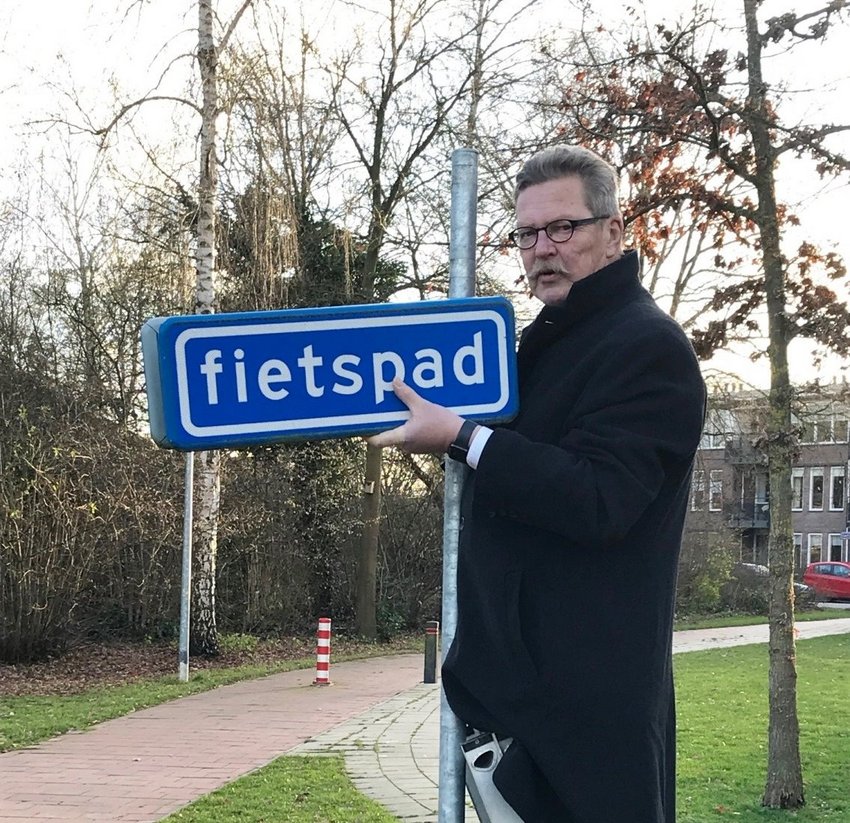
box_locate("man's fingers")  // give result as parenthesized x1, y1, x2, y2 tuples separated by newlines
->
(391, 378, 423, 409)
(366, 424, 407, 450)
(366, 380, 432, 451)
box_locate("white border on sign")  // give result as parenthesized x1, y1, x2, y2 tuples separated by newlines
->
(173, 310, 511, 437)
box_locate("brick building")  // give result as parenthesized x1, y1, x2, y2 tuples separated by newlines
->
(685, 383, 850, 573)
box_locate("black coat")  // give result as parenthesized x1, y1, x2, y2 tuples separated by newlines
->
(442, 251, 706, 822)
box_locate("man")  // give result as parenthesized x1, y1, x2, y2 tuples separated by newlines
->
(369, 145, 706, 822)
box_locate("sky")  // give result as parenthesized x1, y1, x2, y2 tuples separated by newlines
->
(1, 0, 848, 390)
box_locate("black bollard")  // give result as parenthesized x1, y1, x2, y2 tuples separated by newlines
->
(424, 620, 440, 683)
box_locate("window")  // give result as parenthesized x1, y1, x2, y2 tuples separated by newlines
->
(800, 419, 816, 443)
(691, 470, 706, 511)
(815, 416, 833, 443)
(828, 534, 843, 561)
(830, 467, 846, 512)
(809, 468, 824, 511)
(755, 472, 769, 504)
(794, 533, 803, 569)
(800, 415, 845, 443)
(700, 417, 724, 449)
(808, 533, 823, 565)
(699, 408, 741, 449)
(709, 470, 723, 512)
(799, 414, 849, 443)
(754, 531, 769, 565)
(791, 468, 804, 510)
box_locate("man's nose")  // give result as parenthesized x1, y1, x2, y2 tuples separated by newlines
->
(534, 229, 557, 256)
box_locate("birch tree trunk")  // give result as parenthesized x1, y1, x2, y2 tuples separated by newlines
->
(190, 0, 221, 657)
(190, 0, 252, 656)
(743, 0, 804, 807)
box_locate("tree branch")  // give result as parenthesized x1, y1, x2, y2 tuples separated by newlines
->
(93, 95, 201, 144)
(219, 0, 254, 52)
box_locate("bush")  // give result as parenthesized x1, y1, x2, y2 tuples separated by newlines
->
(0, 369, 445, 660)
(0, 400, 101, 661)
(718, 563, 818, 613)
(218, 632, 260, 654)
(719, 564, 771, 613)
(677, 531, 736, 615)
(376, 451, 444, 632)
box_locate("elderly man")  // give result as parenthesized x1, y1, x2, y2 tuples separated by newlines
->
(370, 145, 706, 822)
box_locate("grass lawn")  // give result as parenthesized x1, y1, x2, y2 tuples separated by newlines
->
(165, 755, 397, 823)
(676, 634, 849, 822)
(163, 634, 849, 823)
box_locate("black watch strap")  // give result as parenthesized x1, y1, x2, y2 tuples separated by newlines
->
(447, 419, 477, 463)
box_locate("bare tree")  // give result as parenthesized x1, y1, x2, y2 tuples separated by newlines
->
(322, 0, 538, 636)
(91, 0, 254, 655)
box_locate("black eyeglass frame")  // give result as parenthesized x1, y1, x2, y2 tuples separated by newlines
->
(508, 216, 611, 249)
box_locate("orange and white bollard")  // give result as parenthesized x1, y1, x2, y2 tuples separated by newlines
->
(313, 617, 332, 685)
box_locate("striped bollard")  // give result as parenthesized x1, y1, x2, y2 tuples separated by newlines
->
(313, 617, 332, 686)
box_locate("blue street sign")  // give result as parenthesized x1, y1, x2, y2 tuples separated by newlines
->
(142, 297, 518, 450)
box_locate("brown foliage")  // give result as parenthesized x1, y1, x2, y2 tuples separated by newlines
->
(547, 6, 850, 359)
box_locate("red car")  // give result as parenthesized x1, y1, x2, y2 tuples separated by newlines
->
(803, 561, 850, 601)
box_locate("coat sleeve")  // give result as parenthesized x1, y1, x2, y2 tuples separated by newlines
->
(472, 327, 705, 546)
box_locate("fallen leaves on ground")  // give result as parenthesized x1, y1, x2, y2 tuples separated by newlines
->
(0, 635, 415, 697)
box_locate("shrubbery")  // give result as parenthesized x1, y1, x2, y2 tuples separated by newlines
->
(1, 367, 445, 662)
(676, 531, 737, 615)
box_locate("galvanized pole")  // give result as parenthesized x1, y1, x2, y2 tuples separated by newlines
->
(439, 147, 478, 823)
(178, 452, 194, 682)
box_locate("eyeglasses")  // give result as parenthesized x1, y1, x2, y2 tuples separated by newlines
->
(508, 216, 610, 250)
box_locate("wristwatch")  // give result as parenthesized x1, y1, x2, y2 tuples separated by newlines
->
(447, 419, 478, 463)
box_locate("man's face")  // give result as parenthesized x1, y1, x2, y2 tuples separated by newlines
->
(515, 176, 623, 306)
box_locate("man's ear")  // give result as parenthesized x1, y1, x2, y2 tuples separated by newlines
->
(605, 215, 625, 257)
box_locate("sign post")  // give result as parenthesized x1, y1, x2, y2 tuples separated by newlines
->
(439, 148, 479, 823)
(178, 454, 193, 682)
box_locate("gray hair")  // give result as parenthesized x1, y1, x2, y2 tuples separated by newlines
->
(515, 145, 620, 218)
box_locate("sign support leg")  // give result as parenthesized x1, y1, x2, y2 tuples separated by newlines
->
(178, 451, 194, 682)
(439, 147, 479, 823)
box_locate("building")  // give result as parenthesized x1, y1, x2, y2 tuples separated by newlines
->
(685, 382, 850, 574)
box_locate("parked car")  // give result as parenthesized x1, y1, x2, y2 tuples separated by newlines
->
(803, 561, 850, 601)
(720, 563, 816, 611)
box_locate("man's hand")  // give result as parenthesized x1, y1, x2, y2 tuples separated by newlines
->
(366, 378, 465, 454)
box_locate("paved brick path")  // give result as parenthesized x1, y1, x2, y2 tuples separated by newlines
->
(0, 654, 422, 822)
(292, 682, 478, 823)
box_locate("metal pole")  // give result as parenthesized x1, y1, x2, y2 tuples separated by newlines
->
(844, 452, 850, 562)
(178, 451, 194, 682)
(439, 147, 478, 823)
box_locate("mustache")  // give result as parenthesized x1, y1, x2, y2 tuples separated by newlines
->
(527, 262, 572, 282)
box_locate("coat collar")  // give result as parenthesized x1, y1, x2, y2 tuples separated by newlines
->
(517, 250, 643, 378)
